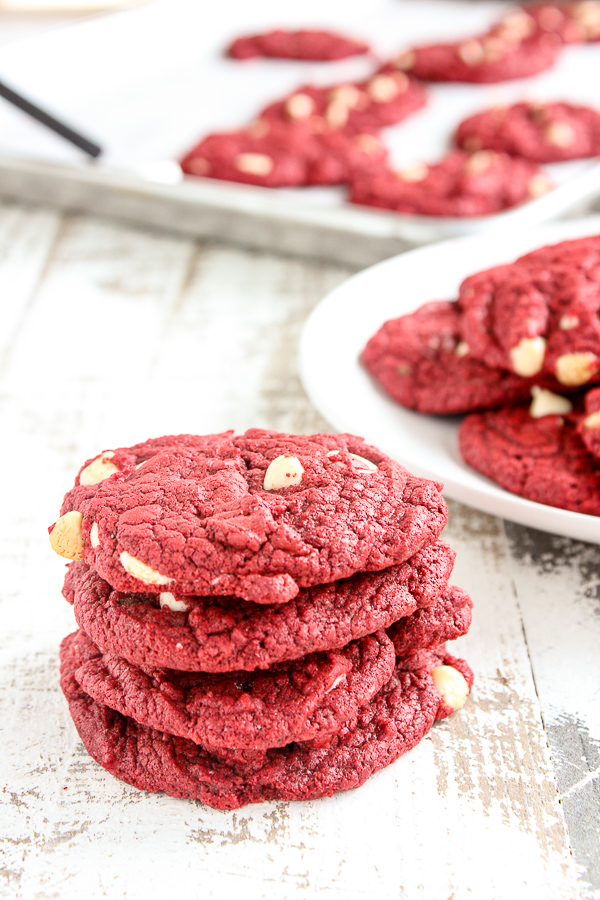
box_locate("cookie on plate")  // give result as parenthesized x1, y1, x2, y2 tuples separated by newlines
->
(459, 400, 600, 516)
(361, 300, 536, 414)
(458, 235, 600, 387)
(60, 633, 472, 808)
(226, 29, 370, 61)
(50, 430, 448, 604)
(456, 101, 600, 163)
(63, 539, 456, 672)
(383, 25, 560, 84)
(349, 149, 551, 217)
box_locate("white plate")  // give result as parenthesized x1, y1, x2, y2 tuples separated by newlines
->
(300, 216, 600, 544)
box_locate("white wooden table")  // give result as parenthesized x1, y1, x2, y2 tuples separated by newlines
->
(0, 199, 598, 900)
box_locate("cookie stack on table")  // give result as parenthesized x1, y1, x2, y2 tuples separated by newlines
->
(362, 234, 600, 516)
(49, 430, 473, 809)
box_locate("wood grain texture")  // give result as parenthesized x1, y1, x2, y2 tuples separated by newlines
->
(0, 201, 594, 900)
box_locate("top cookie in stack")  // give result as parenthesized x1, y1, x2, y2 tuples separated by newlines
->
(50, 429, 473, 809)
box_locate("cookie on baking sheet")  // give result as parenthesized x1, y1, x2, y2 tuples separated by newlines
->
(521, 2, 600, 43)
(63, 539, 455, 672)
(459, 403, 600, 516)
(577, 386, 600, 459)
(60, 634, 472, 808)
(349, 150, 550, 217)
(456, 101, 600, 163)
(226, 29, 370, 61)
(65, 628, 396, 750)
(383, 24, 560, 84)
(260, 73, 427, 134)
(50, 430, 448, 604)
(179, 118, 387, 187)
(361, 301, 535, 414)
(458, 236, 600, 387)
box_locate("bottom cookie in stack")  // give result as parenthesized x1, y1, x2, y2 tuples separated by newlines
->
(59, 562, 472, 809)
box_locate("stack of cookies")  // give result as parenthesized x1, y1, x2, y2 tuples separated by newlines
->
(49, 430, 473, 809)
(362, 234, 600, 516)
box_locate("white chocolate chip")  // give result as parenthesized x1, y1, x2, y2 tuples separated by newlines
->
(353, 134, 383, 156)
(555, 352, 598, 386)
(79, 451, 118, 487)
(464, 151, 495, 175)
(263, 455, 304, 490)
(248, 119, 270, 139)
(458, 40, 485, 65)
(327, 450, 378, 472)
(285, 93, 314, 120)
(234, 153, 274, 176)
(481, 37, 506, 62)
(90, 522, 100, 548)
(328, 85, 362, 108)
(188, 157, 210, 176)
(119, 551, 174, 586)
(325, 101, 349, 129)
(544, 122, 576, 148)
(574, 1, 600, 39)
(394, 50, 415, 70)
(529, 386, 573, 418)
(367, 74, 402, 102)
(324, 674, 347, 695)
(455, 341, 470, 357)
(559, 315, 579, 330)
(509, 336, 546, 377)
(431, 665, 469, 711)
(159, 592, 189, 612)
(49, 510, 84, 560)
(499, 10, 536, 40)
(397, 163, 428, 183)
(528, 174, 552, 198)
(583, 410, 600, 430)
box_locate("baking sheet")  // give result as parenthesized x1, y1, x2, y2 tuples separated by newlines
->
(0, 0, 600, 264)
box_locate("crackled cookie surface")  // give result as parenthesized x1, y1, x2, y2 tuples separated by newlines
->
(456, 101, 600, 163)
(458, 236, 600, 387)
(60, 635, 471, 809)
(361, 301, 535, 414)
(65, 628, 396, 750)
(53, 430, 448, 604)
(64, 540, 455, 671)
(459, 405, 600, 515)
(227, 29, 370, 61)
(349, 150, 549, 217)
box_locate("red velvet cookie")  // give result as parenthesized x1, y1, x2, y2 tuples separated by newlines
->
(60, 634, 472, 808)
(67, 628, 396, 750)
(577, 386, 600, 459)
(522, 2, 600, 43)
(63, 540, 455, 672)
(226, 29, 370, 61)
(361, 301, 535, 414)
(349, 150, 550, 217)
(383, 25, 560, 84)
(459, 405, 600, 515)
(180, 118, 387, 187)
(260, 74, 427, 134)
(458, 236, 600, 387)
(456, 101, 600, 163)
(52, 430, 448, 604)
